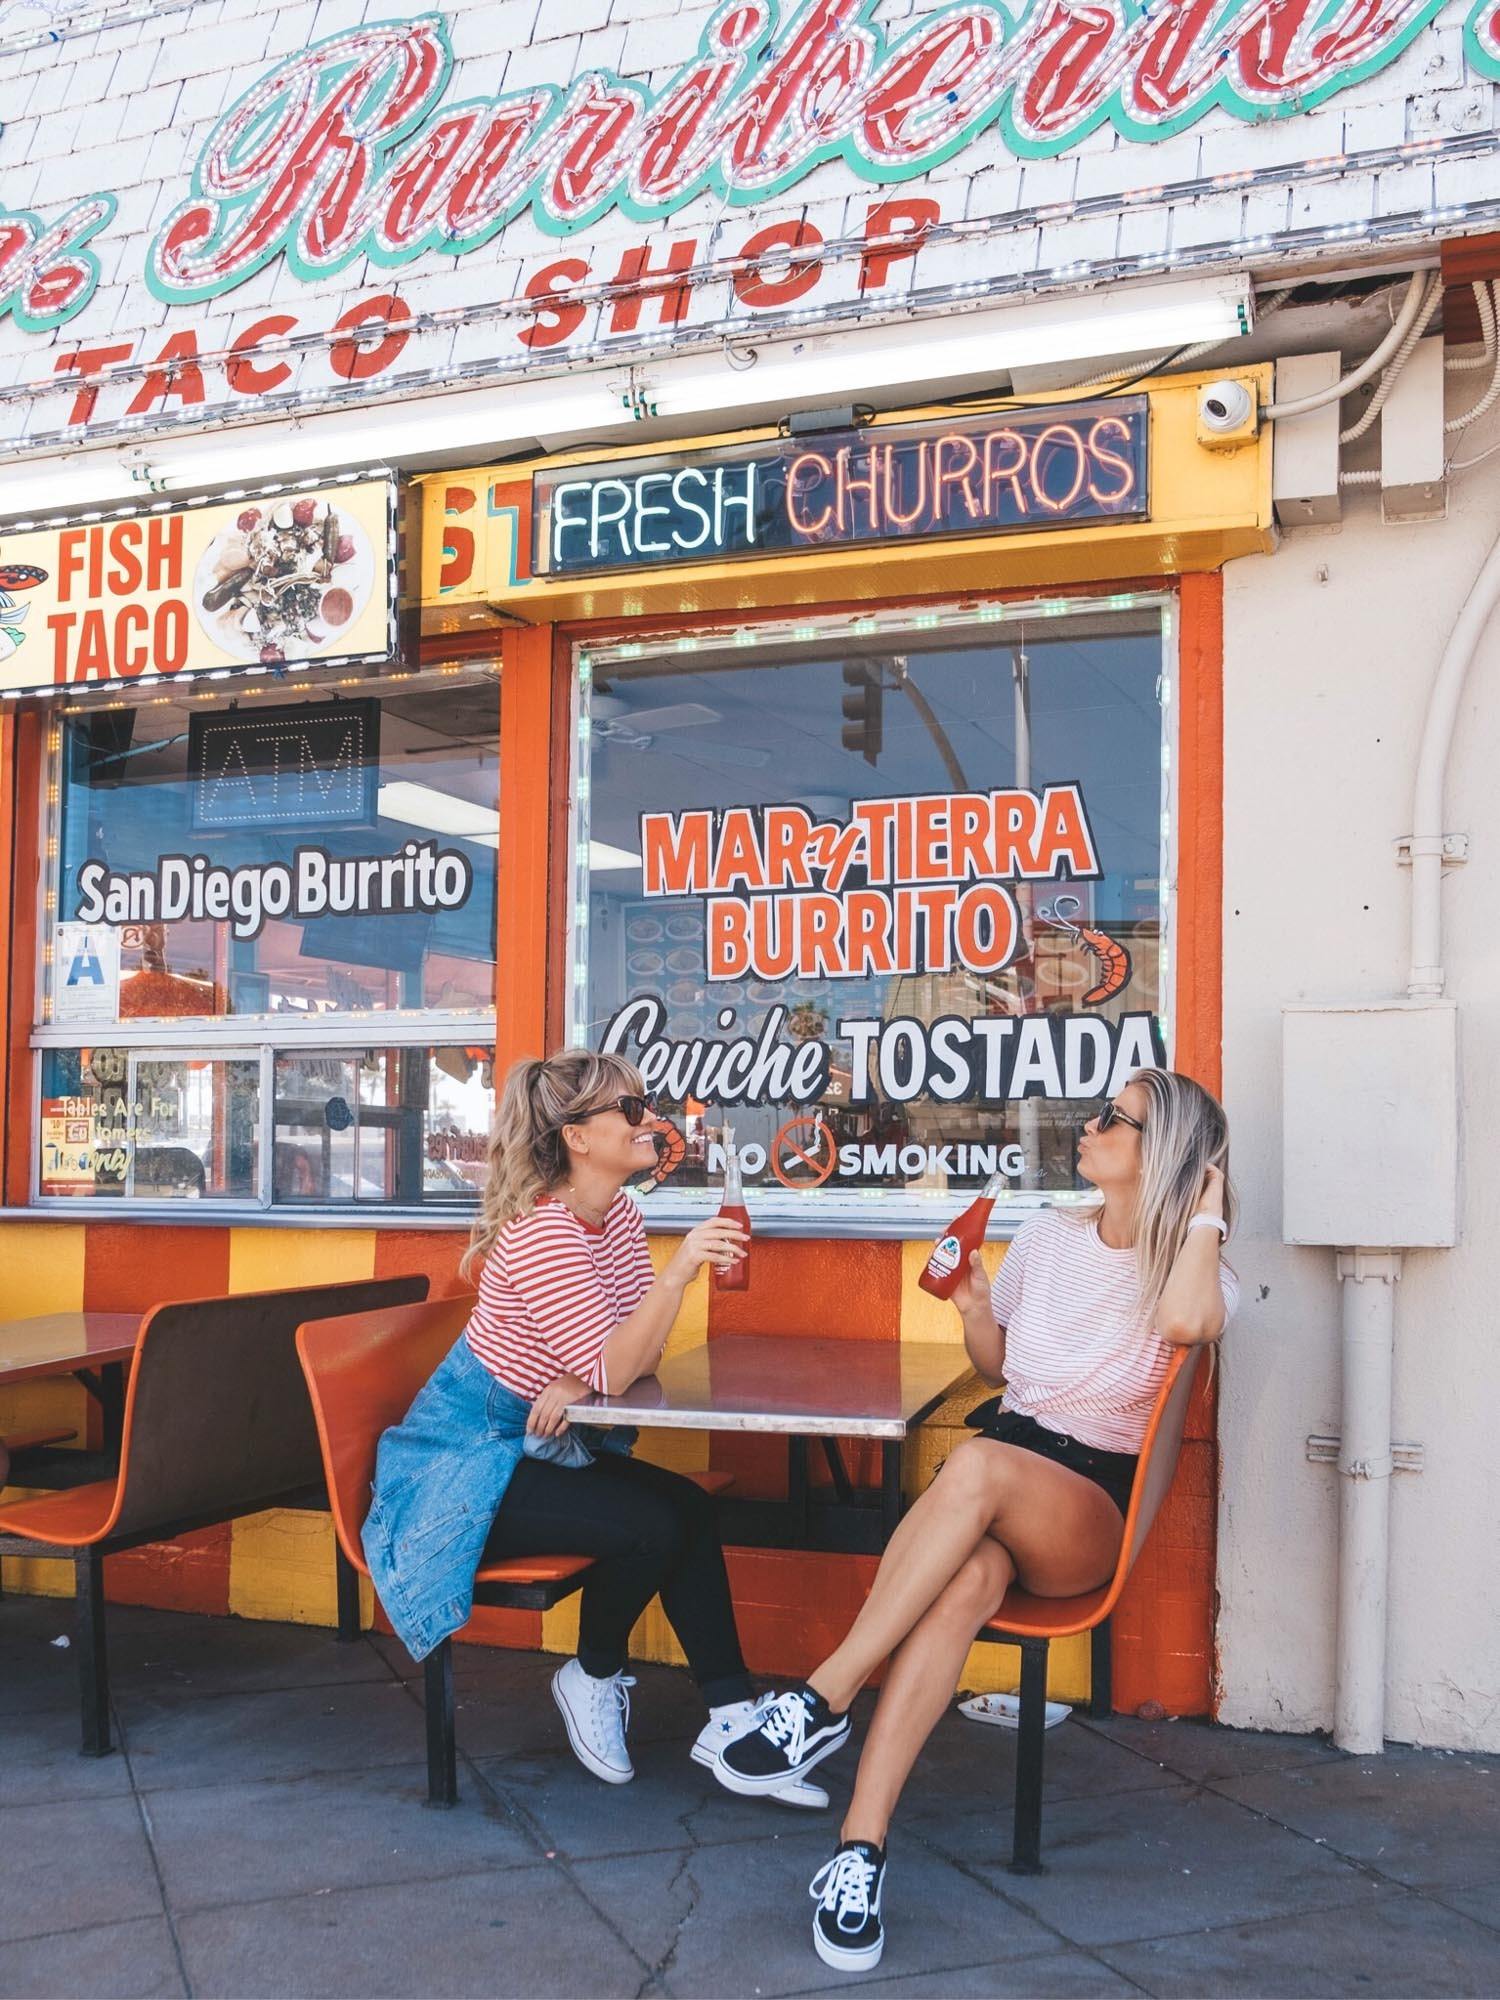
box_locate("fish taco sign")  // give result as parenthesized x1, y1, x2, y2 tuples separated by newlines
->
(2, 0, 1496, 335)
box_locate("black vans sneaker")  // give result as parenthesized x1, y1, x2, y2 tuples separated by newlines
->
(712, 1683, 850, 1795)
(810, 1840, 886, 1971)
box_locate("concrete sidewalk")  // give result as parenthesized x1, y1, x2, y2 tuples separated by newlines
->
(2, 1596, 1497, 1999)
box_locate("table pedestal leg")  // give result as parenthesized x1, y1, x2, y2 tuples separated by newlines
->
(881, 1442, 903, 1542)
(787, 1436, 809, 1546)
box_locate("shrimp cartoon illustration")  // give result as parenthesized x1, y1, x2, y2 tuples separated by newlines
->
(0, 561, 48, 664)
(639, 1114, 687, 1190)
(1037, 894, 1132, 1007)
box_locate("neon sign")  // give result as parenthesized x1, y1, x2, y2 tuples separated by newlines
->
(534, 400, 1148, 575)
(143, 0, 1457, 304)
(3, 0, 1495, 336)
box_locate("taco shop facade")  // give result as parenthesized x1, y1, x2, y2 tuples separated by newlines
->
(2, 0, 1500, 1747)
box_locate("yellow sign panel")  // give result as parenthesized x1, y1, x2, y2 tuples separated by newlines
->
(0, 479, 394, 694)
(418, 372, 1273, 630)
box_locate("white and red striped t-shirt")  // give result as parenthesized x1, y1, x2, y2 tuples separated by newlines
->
(990, 1208, 1238, 1454)
(465, 1193, 654, 1401)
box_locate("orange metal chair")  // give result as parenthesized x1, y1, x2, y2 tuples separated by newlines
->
(297, 1294, 735, 1805)
(976, 1344, 1204, 1873)
(0, 1276, 429, 1755)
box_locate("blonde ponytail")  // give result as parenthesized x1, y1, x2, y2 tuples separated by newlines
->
(461, 1048, 646, 1282)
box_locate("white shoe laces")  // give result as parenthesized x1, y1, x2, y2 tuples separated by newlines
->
(811, 1849, 879, 1932)
(758, 1688, 813, 1761)
(586, 1670, 635, 1760)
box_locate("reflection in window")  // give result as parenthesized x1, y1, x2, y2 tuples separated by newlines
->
(47, 672, 498, 1027)
(273, 1046, 494, 1205)
(573, 600, 1170, 1209)
(39, 1048, 259, 1200)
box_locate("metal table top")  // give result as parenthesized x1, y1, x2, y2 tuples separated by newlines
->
(565, 1334, 973, 1440)
(0, 1312, 141, 1385)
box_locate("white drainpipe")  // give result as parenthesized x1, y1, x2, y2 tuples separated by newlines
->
(1330, 525, 1500, 1753)
(1333, 1249, 1402, 1753)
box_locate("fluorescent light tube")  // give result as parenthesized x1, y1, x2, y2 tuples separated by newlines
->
(589, 839, 643, 870)
(379, 781, 498, 845)
(379, 782, 640, 871)
(654, 276, 1252, 418)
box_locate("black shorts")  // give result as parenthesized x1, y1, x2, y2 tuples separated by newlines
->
(963, 1401, 1138, 1517)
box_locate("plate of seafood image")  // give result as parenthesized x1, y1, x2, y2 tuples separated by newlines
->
(193, 497, 374, 663)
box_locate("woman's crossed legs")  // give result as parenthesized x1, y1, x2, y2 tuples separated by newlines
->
(807, 1436, 1127, 1847)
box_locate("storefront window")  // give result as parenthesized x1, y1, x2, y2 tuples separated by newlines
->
(571, 597, 1172, 1228)
(34, 669, 498, 1209)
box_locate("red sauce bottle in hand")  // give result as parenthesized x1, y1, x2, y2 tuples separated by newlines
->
(713, 1129, 751, 1292)
(918, 1171, 1008, 1300)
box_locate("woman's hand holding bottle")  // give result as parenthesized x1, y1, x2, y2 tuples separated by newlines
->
(951, 1248, 994, 1320)
(668, 1216, 750, 1284)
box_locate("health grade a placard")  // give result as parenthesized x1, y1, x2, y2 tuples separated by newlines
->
(0, 480, 393, 694)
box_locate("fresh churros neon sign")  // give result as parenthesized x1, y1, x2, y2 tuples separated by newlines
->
(537, 402, 1148, 575)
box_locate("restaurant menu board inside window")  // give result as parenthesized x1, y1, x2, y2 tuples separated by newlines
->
(573, 601, 1170, 1210)
(36, 670, 500, 1206)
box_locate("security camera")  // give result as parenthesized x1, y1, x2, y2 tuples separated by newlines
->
(1198, 379, 1254, 433)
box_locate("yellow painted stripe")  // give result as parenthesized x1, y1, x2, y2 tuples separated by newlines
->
(646, 1233, 707, 1360)
(228, 1508, 345, 1627)
(226, 1227, 376, 1294)
(0, 1223, 86, 1315)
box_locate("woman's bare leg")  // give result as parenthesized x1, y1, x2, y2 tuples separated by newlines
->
(808, 1442, 1013, 1713)
(841, 1540, 1014, 1848)
(812, 1440, 1128, 1816)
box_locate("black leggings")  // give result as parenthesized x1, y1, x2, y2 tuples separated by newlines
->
(484, 1452, 753, 1708)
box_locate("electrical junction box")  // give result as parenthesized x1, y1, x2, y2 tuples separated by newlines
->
(1381, 335, 1447, 523)
(1282, 1001, 1458, 1247)
(1271, 351, 1343, 527)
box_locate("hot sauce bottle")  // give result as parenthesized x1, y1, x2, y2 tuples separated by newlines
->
(918, 1171, 1008, 1300)
(713, 1127, 751, 1293)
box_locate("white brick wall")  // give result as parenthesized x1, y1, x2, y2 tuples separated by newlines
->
(0, 0, 1496, 448)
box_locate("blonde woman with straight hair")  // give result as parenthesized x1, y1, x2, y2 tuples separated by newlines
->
(712, 1067, 1238, 1973)
(364, 1049, 825, 1807)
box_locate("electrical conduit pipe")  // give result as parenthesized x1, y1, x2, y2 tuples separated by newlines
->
(1331, 522, 1500, 1753)
(1408, 525, 1500, 998)
(1261, 272, 1434, 421)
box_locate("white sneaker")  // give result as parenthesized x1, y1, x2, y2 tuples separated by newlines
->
(692, 1698, 830, 1811)
(551, 1658, 635, 1784)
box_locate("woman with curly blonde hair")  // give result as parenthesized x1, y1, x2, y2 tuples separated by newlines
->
(364, 1048, 822, 1806)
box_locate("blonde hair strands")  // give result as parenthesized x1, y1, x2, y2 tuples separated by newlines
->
(1062, 1067, 1236, 1328)
(461, 1048, 647, 1282)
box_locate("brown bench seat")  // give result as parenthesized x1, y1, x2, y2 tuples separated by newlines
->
(0, 1275, 429, 1755)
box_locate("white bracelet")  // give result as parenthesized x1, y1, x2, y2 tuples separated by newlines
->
(1187, 1214, 1227, 1239)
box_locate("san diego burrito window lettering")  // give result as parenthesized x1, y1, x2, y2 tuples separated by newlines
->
(46, 677, 498, 1028)
(36, 670, 501, 1208)
(572, 599, 1170, 1212)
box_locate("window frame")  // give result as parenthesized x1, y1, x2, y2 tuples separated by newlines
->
(561, 585, 1182, 1239)
(23, 664, 505, 1220)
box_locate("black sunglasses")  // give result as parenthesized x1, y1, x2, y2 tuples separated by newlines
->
(1096, 1100, 1146, 1135)
(568, 1093, 657, 1128)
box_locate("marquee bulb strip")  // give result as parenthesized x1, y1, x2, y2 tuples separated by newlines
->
(6, 127, 1486, 421)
